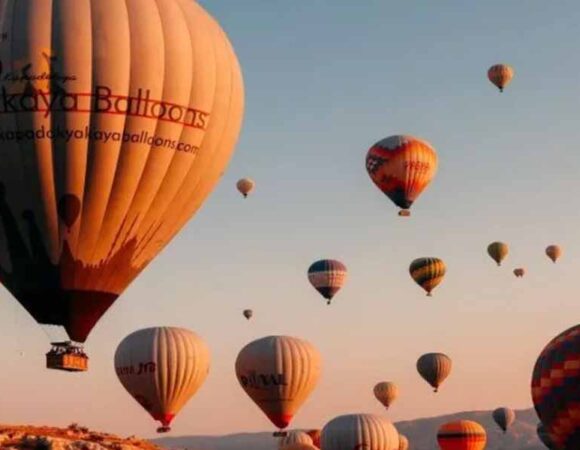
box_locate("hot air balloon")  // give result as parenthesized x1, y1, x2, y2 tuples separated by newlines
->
(537, 423, 559, 449)
(417, 353, 452, 392)
(114, 327, 210, 433)
(281, 444, 319, 450)
(236, 178, 255, 198)
(365, 135, 438, 216)
(546, 245, 562, 263)
(306, 429, 321, 448)
(487, 242, 509, 266)
(374, 381, 399, 410)
(235, 336, 321, 434)
(398, 434, 409, 450)
(513, 268, 525, 278)
(409, 257, 446, 296)
(492, 407, 516, 433)
(488, 64, 514, 92)
(243, 309, 253, 320)
(279, 431, 313, 450)
(321, 414, 399, 450)
(437, 420, 487, 450)
(0, 0, 244, 371)
(307, 259, 348, 305)
(532, 324, 580, 450)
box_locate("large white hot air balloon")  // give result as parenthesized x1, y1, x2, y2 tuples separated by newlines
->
(0, 0, 244, 369)
(321, 413, 399, 450)
(235, 336, 321, 433)
(114, 327, 210, 433)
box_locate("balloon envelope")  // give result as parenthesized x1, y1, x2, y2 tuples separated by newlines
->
(546, 245, 562, 263)
(492, 407, 516, 433)
(416, 353, 452, 392)
(488, 64, 514, 92)
(235, 335, 321, 430)
(306, 429, 321, 448)
(532, 324, 580, 449)
(398, 434, 409, 450)
(366, 135, 438, 215)
(321, 413, 399, 450)
(307, 259, 347, 304)
(243, 309, 253, 320)
(487, 242, 509, 266)
(437, 420, 487, 450)
(236, 178, 255, 197)
(513, 268, 525, 278)
(374, 381, 399, 409)
(409, 257, 446, 296)
(279, 431, 313, 450)
(114, 327, 210, 432)
(0, 0, 244, 344)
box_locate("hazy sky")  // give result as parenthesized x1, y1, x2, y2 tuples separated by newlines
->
(0, 0, 580, 440)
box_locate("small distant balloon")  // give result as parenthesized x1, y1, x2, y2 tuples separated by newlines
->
(513, 268, 525, 278)
(373, 381, 399, 410)
(545, 245, 562, 263)
(409, 257, 446, 296)
(243, 309, 253, 320)
(398, 434, 409, 450)
(237, 178, 255, 198)
(307, 259, 348, 305)
(492, 407, 516, 433)
(417, 353, 452, 392)
(437, 420, 487, 450)
(488, 242, 509, 266)
(488, 64, 514, 92)
(366, 135, 438, 216)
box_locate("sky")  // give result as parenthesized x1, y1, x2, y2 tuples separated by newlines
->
(1, 0, 580, 440)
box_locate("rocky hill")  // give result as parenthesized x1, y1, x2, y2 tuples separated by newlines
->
(0, 423, 163, 450)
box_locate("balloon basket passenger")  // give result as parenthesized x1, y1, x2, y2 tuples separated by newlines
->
(46, 341, 88, 372)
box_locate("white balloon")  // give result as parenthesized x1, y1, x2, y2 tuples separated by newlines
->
(321, 414, 399, 450)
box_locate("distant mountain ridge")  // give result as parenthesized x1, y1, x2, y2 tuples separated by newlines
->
(154, 408, 546, 450)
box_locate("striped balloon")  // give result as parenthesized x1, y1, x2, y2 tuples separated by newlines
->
(321, 414, 399, 450)
(487, 64, 514, 92)
(409, 257, 446, 296)
(307, 259, 348, 305)
(487, 242, 509, 266)
(279, 431, 313, 450)
(398, 434, 409, 450)
(366, 135, 438, 216)
(492, 407, 516, 433)
(114, 327, 210, 433)
(374, 381, 399, 410)
(532, 324, 580, 449)
(306, 429, 321, 448)
(416, 353, 452, 392)
(235, 336, 321, 431)
(437, 420, 487, 450)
